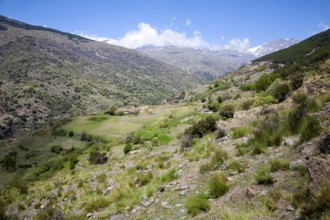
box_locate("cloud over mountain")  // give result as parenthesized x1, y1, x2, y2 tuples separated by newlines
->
(77, 22, 250, 51)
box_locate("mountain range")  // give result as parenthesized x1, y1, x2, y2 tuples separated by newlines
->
(137, 38, 298, 80)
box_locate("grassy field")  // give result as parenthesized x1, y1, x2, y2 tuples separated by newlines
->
(62, 104, 198, 142)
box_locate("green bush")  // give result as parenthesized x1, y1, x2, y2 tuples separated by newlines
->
(227, 160, 245, 173)
(185, 192, 210, 216)
(51, 145, 62, 154)
(69, 155, 79, 170)
(240, 99, 254, 110)
(269, 158, 289, 172)
(124, 143, 133, 154)
(211, 148, 228, 168)
(290, 73, 304, 90)
(267, 79, 291, 102)
(255, 73, 280, 91)
(231, 126, 251, 139)
(254, 165, 275, 185)
(253, 93, 276, 106)
(218, 104, 235, 119)
(184, 116, 217, 138)
(199, 162, 212, 174)
(10, 177, 28, 194)
(136, 171, 153, 186)
(208, 173, 229, 198)
(2, 154, 16, 171)
(68, 131, 74, 137)
(105, 106, 117, 115)
(80, 131, 93, 142)
(300, 116, 322, 142)
(240, 83, 256, 91)
(89, 151, 108, 165)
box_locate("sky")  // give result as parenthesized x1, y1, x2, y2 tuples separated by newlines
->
(0, 0, 329, 50)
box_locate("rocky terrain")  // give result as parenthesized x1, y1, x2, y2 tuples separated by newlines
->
(0, 18, 329, 220)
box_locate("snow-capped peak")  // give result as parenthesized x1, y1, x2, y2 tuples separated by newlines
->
(248, 38, 299, 57)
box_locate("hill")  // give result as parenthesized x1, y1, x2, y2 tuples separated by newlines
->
(0, 15, 204, 138)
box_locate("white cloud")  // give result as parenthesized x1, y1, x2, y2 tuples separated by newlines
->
(77, 22, 250, 51)
(185, 18, 192, 27)
(226, 38, 250, 51)
(318, 22, 329, 31)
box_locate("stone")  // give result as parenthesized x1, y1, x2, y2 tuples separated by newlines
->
(161, 201, 172, 209)
(158, 185, 165, 192)
(175, 211, 182, 218)
(176, 170, 185, 177)
(161, 201, 169, 207)
(289, 159, 305, 169)
(180, 190, 187, 196)
(40, 205, 45, 209)
(319, 132, 330, 154)
(180, 184, 189, 190)
(131, 208, 137, 214)
(108, 214, 124, 220)
(86, 213, 93, 218)
(245, 188, 255, 198)
(286, 205, 295, 211)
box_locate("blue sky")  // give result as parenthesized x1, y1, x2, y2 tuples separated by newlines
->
(0, 0, 329, 50)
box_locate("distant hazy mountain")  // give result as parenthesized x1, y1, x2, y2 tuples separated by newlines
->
(137, 38, 298, 81)
(0, 15, 203, 138)
(137, 46, 255, 80)
(249, 38, 299, 57)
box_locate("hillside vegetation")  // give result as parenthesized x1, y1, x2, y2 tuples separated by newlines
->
(0, 18, 330, 220)
(0, 15, 203, 138)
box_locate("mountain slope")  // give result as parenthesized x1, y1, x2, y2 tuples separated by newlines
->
(0, 15, 203, 138)
(248, 38, 299, 57)
(255, 29, 330, 65)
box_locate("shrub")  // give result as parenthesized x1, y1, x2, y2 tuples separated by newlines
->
(69, 155, 79, 170)
(2, 154, 16, 171)
(51, 145, 62, 154)
(89, 151, 108, 165)
(211, 148, 228, 169)
(253, 93, 276, 106)
(227, 160, 245, 173)
(34, 206, 65, 220)
(215, 128, 226, 139)
(255, 73, 280, 91)
(240, 83, 256, 91)
(290, 73, 304, 90)
(185, 192, 210, 216)
(10, 177, 28, 194)
(300, 116, 322, 142)
(105, 106, 117, 115)
(254, 165, 275, 185)
(184, 116, 217, 138)
(136, 171, 153, 186)
(269, 158, 289, 172)
(68, 131, 74, 137)
(199, 163, 212, 174)
(240, 99, 254, 110)
(80, 131, 93, 142)
(124, 143, 133, 154)
(180, 134, 193, 150)
(267, 79, 291, 102)
(218, 104, 235, 119)
(208, 173, 229, 198)
(231, 126, 251, 139)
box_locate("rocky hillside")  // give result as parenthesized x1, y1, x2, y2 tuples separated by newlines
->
(0, 28, 329, 219)
(0, 15, 203, 139)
